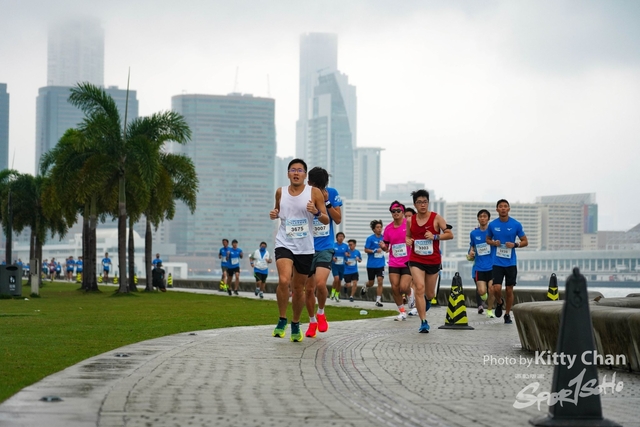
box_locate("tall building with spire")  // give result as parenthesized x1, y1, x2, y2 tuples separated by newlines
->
(47, 18, 104, 87)
(296, 33, 338, 161)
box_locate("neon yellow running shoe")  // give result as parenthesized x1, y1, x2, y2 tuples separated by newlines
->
(290, 322, 303, 342)
(273, 318, 287, 338)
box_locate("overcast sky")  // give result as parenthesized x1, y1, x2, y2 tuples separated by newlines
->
(1, 0, 639, 230)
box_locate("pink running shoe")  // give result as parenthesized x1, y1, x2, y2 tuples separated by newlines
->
(305, 322, 318, 338)
(317, 313, 329, 332)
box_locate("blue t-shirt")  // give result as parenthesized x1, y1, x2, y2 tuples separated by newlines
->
(252, 248, 269, 275)
(152, 258, 162, 266)
(470, 228, 494, 272)
(66, 259, 75, 271)
(486, 217, 525, 267)
(219, 247, 230, 268)
(365, 234, 386, 268)
(344, 249, 361, 275)
(312, 187, 343, 251)
(76, 260, 83, 273)
(102, 258, 111, 271)
(332, 242, 349, 267)
(56, 262, 61, 272)
(227, 247, 243, 269)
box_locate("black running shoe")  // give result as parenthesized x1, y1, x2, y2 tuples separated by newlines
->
(495, 300, 504, 318)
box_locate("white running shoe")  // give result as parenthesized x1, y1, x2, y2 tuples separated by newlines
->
(408, 307, 418, 316)
(395, 312, 407, 321)
(408, 289, 416, 309)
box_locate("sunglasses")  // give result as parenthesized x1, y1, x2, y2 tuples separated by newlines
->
(390, 209, 403, 213)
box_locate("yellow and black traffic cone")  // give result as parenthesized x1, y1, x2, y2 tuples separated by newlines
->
(167, 273, 173, 288)
(76, 272, 82, 284)
(98, 274, 103, 283)
(439, 272, 474, 330)
(113, 273, 118, 285)
(546, 273, 559, 301)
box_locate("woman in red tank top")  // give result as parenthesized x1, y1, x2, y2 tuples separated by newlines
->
(405, 190, 453, 333)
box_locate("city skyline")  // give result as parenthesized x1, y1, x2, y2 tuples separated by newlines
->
(1, 1, 639, 231)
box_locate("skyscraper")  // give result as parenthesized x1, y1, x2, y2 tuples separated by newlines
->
(170, 93, 277, 259)
(47, 18, 104, 87)
(296, 33, 338, 161)
(35, 86, 138, 170)
(0, 83, 8, 171)
(353, 147, 382, 200)
(306, 72, 357, 198)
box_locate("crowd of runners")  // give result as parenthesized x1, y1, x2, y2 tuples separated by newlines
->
(217, 157, 527, 341)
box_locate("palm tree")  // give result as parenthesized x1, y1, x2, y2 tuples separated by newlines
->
(142, 152, 198, 291)
(0, 173, 67, 290)
(40, 129, 115, 291)
(68, 83, 155, 293)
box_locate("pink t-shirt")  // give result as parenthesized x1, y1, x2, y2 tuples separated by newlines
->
(383, 218, 411, 268)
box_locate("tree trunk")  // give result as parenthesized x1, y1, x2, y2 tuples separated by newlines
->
(87, 196, 98, 291)
(145, 217, 153, 292)
(117, 176, 128, 293)
(35, 234, 42, 289)
(81, 205, 89, 291)
(127, 218, 137, 292)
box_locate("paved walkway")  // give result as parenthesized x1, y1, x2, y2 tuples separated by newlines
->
(1, 288, 638, 427)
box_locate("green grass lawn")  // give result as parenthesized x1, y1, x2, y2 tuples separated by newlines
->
(0, 282, 394, 403)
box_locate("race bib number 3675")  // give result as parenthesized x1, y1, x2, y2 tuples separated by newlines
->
(286, 218, 309, 239)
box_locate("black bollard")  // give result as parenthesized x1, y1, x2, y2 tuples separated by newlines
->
(546, 273, 559, 301)
(530, 268, 621, 426)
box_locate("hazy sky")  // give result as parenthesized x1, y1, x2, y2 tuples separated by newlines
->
(1, 0, 639, 230)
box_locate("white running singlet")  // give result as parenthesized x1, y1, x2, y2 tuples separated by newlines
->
(275, 185, 315, 254)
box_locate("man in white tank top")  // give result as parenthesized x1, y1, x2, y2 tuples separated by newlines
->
(270, 158, 329, 342)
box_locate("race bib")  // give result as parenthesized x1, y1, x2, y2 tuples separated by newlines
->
(414, 239, 434, 256)
(374, 250, 384, 258)
(497, 245, 512, 259)
(334, 256, 344, 265)
(313, 217, 330, 237)
(476, 243, 491, 256)
(230, 257, 239, 266)
(254, 260, 267, 270)
(346, 258, 356, 266)
(391, 243, 408, 258)
(286, 218, 309, 239)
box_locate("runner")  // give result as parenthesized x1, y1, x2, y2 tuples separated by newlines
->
(218, 239, 231, 292)
(486, 199, 528, 324)
(361, 220, 386, 306)
(406, 190, 453, 333)
(330, 232, 348, 301)
(468, 209, 496, 318)
(380, 201, 413, 321)
(250, 241, 272, 299)
(345, 239, 362, 302)
(404, 208, 418, 316)
(65, 256, 75, 281)
(270, 158, 328, 342)
(226, 239, 243, 295)
(101, 253, 112, 283)
(304, 167, 343, 338)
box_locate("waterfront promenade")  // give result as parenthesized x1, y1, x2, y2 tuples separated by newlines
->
(0, 288, 638, 427)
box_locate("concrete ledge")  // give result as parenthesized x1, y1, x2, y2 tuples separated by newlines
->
(138, 278, 604, 305)
(513, 300, 640, 372)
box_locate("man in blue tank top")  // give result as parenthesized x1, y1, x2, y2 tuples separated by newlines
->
(486, 199, 528, 324)
(304, 167, 343, 338)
